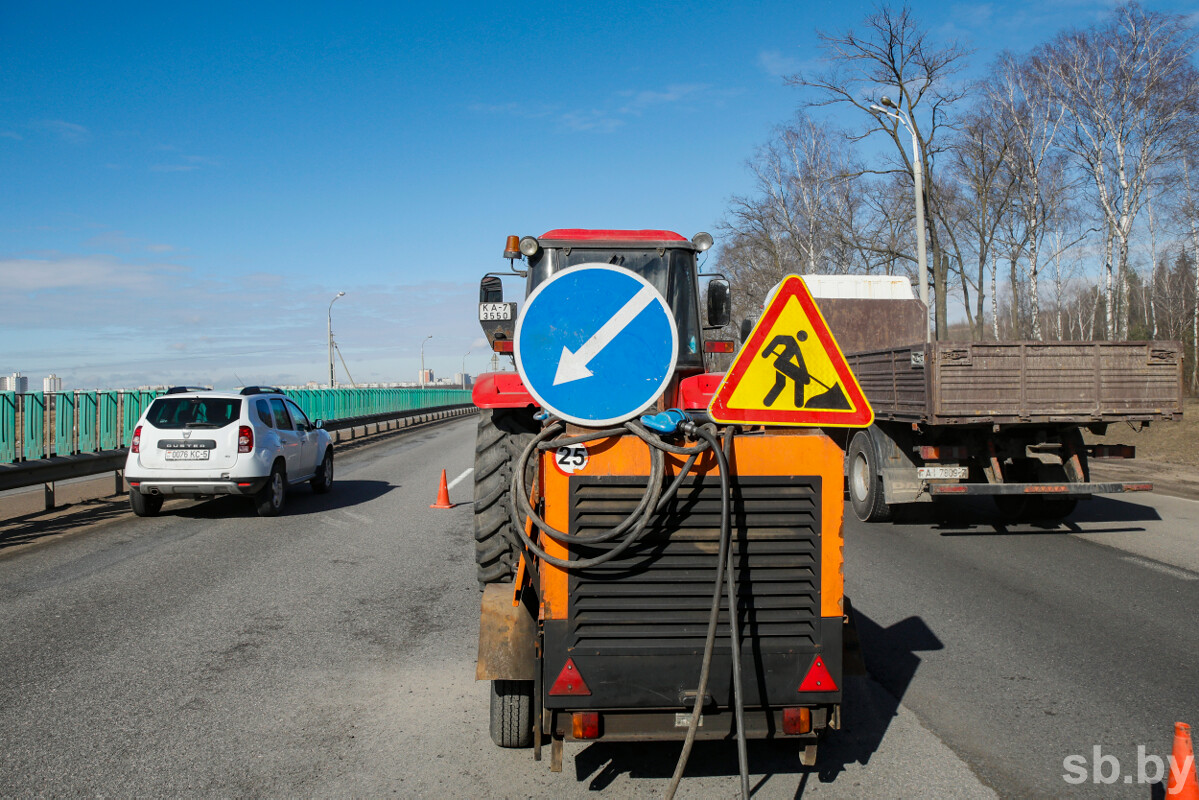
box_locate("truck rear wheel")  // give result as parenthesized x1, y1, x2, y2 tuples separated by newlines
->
(848, 432, 892, 523)
(473, 408, 539, 588)
(489, 679, 533, 748)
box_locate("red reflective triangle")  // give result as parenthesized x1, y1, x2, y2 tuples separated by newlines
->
(549, 657, 591, 696)
(798, 655, 838, 692)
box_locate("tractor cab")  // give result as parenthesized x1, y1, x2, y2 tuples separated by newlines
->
(478, 229, 730, 382)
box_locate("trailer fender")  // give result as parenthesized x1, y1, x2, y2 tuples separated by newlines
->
(476, 583, 537, 681)
(866, 423, 926, 505)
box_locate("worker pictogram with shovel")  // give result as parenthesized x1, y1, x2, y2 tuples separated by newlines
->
(760, 331, 851, 411)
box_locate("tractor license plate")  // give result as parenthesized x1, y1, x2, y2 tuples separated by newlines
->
(479, 303, 512, 321)
(165, 450, 210, 461)
(918, 466, 967, 480)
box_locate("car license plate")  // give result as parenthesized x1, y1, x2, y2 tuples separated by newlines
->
(918, 466, 967, 480)
(479, 302, 513, 321)
(165, 450, 210, 461)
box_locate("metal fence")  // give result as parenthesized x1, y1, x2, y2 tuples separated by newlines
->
(0, 388, 472, 465)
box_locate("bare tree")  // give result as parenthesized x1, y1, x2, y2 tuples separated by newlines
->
(1035, 3, 1199, 340)
(944, 101, 1021, 339)
(786, 4, 971, 339)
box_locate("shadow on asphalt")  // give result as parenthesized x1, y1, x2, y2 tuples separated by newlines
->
(875, 495, 1162, 536)
(570, 609, 943, 797)
(170, 479, 396, 519)
(0, 497, 130, 551)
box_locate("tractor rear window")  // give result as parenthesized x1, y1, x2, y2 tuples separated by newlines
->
(146, 398, 242, 429)
(528, 248, 702, 366)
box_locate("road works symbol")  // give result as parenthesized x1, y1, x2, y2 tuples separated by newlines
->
(515, 264, 678, 427)
(708, 274, 873, 427)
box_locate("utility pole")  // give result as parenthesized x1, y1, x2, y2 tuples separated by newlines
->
(327, 292, 345, 387)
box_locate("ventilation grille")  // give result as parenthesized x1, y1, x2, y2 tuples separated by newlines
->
(567, 475, 821, 657)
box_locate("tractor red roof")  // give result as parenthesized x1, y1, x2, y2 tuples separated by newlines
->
(540, 229, 688, 242)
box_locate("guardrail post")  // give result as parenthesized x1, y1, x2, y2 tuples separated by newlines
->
(115, 469, 125, 497)
(44, 481, 54, 511)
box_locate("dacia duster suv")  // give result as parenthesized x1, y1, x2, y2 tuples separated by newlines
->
(125, 387, 334, 517)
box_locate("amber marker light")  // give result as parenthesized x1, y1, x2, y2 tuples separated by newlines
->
(504, 235, 520, 259)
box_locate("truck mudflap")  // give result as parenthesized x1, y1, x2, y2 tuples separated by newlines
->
(928, 481, 1152, 496)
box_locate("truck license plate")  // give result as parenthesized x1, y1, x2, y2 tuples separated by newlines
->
(165, 450, 210, 461)
(479, 303, 512, 321)
(918, 466, 967, 480)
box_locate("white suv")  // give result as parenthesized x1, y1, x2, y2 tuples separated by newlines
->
(124, 387, 334, 517)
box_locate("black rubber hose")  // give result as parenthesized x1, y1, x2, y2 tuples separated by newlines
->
(665, 424, 737, 800)
(506, 418, 713, 570)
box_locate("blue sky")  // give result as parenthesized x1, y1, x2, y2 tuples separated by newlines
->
(2, 0, 1193, 389)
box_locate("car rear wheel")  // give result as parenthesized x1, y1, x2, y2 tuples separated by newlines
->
(310, 449, 333, 494)
(129, 489, 163, 517)
(255, 463, 287, 517)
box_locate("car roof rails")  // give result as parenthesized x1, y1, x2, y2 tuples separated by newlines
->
(165, 386, 211, 394)
(239, 386, 285, 396)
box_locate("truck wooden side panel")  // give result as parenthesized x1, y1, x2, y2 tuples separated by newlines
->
(845, 341, 1184, 425)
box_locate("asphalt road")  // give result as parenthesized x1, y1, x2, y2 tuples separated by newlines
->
(0, 416, 1193, 797)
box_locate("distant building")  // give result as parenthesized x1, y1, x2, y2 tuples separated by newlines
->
(43, 374, 62, 393)
(454, 372, 473, 388)
(419, 369, 434, 385)
(1, 373, 29, 393)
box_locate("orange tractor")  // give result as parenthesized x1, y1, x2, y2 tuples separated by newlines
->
(470, 230, 850, 794)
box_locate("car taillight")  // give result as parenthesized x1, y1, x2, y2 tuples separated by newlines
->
(238, 425, 253, 453)
(131, 426, 142, 453)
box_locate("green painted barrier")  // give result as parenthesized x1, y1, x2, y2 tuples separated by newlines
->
(2, 387, 473, 464)
(54, 392, 75, 456)
(0, 392, 15, 464)
(23, 393, 45, 461)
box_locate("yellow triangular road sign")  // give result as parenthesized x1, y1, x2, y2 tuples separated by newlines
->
(708, 275, 873, 427)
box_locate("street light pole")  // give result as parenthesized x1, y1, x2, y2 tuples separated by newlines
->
(420, 335, 433, 387)
(327, 291, 345, 388)
(872, 97, 930, 340)
(461, 350, 470, 388)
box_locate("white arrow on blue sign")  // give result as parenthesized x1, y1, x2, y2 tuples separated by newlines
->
(515, 264, 679, 427)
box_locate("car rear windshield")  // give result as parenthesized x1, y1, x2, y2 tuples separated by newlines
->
(146, 397, 242, 429)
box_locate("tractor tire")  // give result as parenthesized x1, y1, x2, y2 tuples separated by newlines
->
(473, 408, 539, 588)
(489, 679, 533, 748)
(848, 431, 892, 523)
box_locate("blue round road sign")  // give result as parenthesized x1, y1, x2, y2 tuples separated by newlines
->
(515, 264, 678, 427)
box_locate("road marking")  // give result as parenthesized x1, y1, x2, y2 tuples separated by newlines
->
(447, 468, 473, 490)
(553, 285, 656, 385)
(1122, 556, 1198, 581)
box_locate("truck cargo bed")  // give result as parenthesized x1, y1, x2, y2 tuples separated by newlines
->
(847, 341, 1183, 425)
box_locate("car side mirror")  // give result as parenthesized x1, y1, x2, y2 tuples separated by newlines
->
(480, 276, 503, 303)
(314, 419, 324, 429)
(706, 279, 731, 328)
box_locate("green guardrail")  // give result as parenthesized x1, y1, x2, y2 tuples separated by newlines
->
(1, 387, 472, 465)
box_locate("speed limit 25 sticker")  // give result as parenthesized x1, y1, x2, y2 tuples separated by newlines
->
(553, 444, 589, 474)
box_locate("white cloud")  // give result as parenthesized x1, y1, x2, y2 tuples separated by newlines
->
(0, 130, 22, 141)
(35, 120, 91, 143)
(759, 50, 800, 77)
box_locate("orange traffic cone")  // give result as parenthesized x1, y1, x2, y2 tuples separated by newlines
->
(430, 469, 454, 509)
(1169, 722, 1199, 800)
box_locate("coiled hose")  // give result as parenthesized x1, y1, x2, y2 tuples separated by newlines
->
(503, 416, 750, 799)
